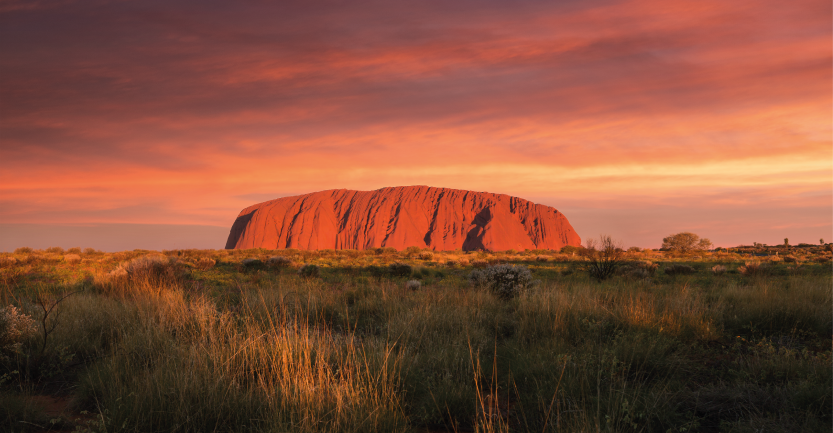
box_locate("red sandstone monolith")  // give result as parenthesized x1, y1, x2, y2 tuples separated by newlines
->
(225, 186, 581, 251)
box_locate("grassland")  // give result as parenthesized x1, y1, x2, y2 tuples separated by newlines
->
(1, 246, 831, 432)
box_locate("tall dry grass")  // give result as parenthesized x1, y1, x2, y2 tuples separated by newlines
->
(0, 249, 830, 432)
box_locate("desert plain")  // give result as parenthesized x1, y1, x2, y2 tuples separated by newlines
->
(1, 242, 830, 432)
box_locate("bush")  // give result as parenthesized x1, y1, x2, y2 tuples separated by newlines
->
(468, 264, 532, 300)
(241, 258, 264, 269)
(66, 247, 82, 254)
(418, 251, 434, 260)
(388, 262, 412, 278)
(739, 261, 767, 276)
(471, 260, 488, 268)
(13, 247, 32, 254)
(111, 254, 172, 278)
(560, 245, 583, 255)
(405, 280, 421, 291)
(0, 305, 37, 360)
(83, 248, 98, 255)
(583, 235, 622, 281)
(194, 257, 216, 270)
(364, 265, 385, 279)
(637, 261, 658, 275)
(297, 264, 320, 279)
(267, 256, 292, 268)
(46, 246, 64, 254)
(63, 254, 81, 264)
(664, 264, 696, 276)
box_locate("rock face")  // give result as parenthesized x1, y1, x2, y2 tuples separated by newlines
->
(225, 186, 581, 251)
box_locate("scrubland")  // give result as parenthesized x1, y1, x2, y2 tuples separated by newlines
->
(0, 246, 831, 432)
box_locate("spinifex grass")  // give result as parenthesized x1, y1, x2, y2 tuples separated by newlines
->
(0, 247, 830, 432)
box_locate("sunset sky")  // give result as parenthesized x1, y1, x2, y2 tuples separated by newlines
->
(1, 0, 830, 251)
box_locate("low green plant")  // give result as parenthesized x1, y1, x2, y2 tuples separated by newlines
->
(665, 264, 696, 276)
(388, 262, 412, 278)
(297, 264, 320, 278)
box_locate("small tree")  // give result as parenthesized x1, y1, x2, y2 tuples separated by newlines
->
(784, 238, 789, 248)
(820, 238, 824, 245)
(697, 238, 713, 250)
(583, 235, 622, 280)
(661, 232, 711, 252)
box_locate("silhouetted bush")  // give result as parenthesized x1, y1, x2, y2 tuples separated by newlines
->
(664, 264, 696, 276)
(297, 264, 320, 279)
(242, 258, 264, 269)
(388, 262, 412, 278)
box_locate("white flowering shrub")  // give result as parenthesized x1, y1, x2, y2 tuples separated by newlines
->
(468, 264, 532, 300)
(0, 305, 37, 359)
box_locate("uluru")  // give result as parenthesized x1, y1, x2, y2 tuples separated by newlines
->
(225, 186, 581, 251)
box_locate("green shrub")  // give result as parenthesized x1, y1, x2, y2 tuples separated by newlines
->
(267, 256, 292, 268)
(388, 263, 412, 278)
(241, 258, 264, 269)
(468, 264, 532, 300)
(664, 264, 696, 276)
(297, 264, 320, 278)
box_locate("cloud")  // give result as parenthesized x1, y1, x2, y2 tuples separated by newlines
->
(0, 0, 829, 247)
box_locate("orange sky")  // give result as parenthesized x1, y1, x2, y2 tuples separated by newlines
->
(1, 0, 830, 250)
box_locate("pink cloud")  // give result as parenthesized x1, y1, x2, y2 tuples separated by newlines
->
(0, 0, 829, 248)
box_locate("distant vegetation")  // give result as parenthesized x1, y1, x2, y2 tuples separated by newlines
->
(0, 243, 831, 432)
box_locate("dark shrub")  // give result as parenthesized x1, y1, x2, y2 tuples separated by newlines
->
(267, 256, 292, 268)
(297, 264, 320, 279)
(664, 264, 696, 276)
(388, 263, 412, 278)
(241, 258, 264, 269)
